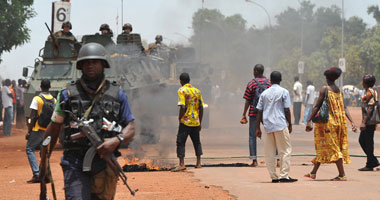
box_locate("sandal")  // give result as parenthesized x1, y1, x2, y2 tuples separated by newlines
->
(304, 173, 316, 180)
(171, 166, 187, 172)
(331, 176, 347, 181)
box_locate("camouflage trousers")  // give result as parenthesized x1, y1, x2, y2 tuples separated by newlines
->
(61, 153, 118, 200)
(91, 164, 118, 200)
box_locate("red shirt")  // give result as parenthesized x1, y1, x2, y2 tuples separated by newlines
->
(243, 77, 271, 116)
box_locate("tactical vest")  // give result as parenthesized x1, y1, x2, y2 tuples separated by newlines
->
(62, 80, 121, 149)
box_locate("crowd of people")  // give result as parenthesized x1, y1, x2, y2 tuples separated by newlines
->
(240, 65, 380, 183)
(1, 21, 379, 197)
(0, 78, 27, 135)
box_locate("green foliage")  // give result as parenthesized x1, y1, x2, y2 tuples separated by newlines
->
(0, 0, 35, 59)
(189, 2, 380, 92)
(368, 5, 380, 24)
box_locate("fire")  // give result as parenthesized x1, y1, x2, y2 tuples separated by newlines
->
(124, 157, 139, 165)
(123, 157, 173, 171)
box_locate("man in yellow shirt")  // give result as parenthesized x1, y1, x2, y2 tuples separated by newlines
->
(172, 72, 204, 171)
(26, 79, 56, 183)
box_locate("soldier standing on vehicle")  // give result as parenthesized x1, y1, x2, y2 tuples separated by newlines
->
(172, 72, 204, 172)
(26, 79, 56, 183)
(117, 23, 145, 54)
(155, 35, 167, 48)
(48, 21, 77, 42)
(40, 43, 135, 199)
(116, 23, 132, 43)
(99, 24, 113, 38)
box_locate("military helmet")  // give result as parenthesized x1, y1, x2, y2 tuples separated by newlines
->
(99, 24, 110, 31)
(76, 43, 110, 69)
(122, 23, 133, 31)
(61, 21, 72, 29)
(155, 34, 163, 42)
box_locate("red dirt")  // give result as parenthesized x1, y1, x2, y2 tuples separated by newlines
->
(0, 128, 235, 200)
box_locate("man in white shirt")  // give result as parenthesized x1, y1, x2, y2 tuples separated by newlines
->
(1, 79, 13, 136)
(256, 71, 297, 183)
(302, 80, 315, 124)
(293, 76, 303, 125)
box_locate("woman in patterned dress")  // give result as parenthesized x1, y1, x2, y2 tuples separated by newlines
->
(305, 67, 357, 181)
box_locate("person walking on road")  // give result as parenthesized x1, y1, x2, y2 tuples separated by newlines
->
(256, 71, 297, 183)
(2, 79, 13, 136)
(172, 72, 204, 172)
(358, 74, 380, 171)
(240, 64, 271, 167)
(302, 80, 315, 124)
(293, 76, 303, 125)
(305, 67, 357, 181)
(26, 79, 56, 183)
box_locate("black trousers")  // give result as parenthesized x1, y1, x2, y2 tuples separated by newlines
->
(176, 123, 203, 158)
(359, 125, 379, 168)
(293, 102, 302, 125)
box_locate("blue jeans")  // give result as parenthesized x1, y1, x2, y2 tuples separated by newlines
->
(3, 106, 13, 136)
(249, 116, 257, 159)
(302, 104, 313, 124)
(26, 130, 44, 176)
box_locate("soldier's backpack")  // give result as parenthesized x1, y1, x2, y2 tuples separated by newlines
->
(252, 78, 269, 109)
(37, 94, 55, 128)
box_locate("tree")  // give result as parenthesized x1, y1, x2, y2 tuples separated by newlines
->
(0, 0, 35, 62)
(368, 5, 380, 25)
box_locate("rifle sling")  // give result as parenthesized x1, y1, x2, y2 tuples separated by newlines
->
(82, 79, 106, 120)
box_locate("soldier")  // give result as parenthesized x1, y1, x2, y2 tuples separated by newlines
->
(40, 43, 135, 199)
(155, 34, 167, 48)
(99, 23, 113, 37)
(116, 23, 133, 43)
(48, 21, 77, 42)
(148, 35, 169, 57)
(116, 23, 145, 54)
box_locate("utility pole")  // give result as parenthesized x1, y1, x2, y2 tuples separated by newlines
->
(298, 0, 305, 81)
(199, 0, 204, 63)
(245, 0, 272, 74)
(121, 0, 124, 26)
(340, 0, 345, 88)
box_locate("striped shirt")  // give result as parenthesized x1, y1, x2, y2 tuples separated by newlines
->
(243, 77, 271, 116)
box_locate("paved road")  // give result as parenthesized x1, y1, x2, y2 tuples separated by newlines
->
(178, 106, 380, 200)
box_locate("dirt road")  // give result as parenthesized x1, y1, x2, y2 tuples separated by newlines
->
(0, 131, 233, 200)
(0, 106, 378, 200)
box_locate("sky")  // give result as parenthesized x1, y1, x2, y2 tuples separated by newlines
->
(0, 0, 378, 80)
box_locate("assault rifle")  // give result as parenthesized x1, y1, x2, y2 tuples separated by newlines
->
(69, 117, 138, 196)
(39, 136, 57, 200)
(44, 22, 59, 51)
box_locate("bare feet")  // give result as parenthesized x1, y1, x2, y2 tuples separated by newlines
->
(195, 164, 202, 168)
(250, 159, 258, 167)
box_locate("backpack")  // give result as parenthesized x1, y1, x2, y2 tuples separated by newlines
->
(252, 78, 269, 108)
(37, 94, 55, 128)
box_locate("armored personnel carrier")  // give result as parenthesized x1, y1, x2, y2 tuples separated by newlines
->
(22, 37, 80, 116)
(23, 33, 166, 143)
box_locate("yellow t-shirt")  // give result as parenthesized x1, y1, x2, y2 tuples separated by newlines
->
(177, 83, 204, 127)
(30, 93, 56, 131)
